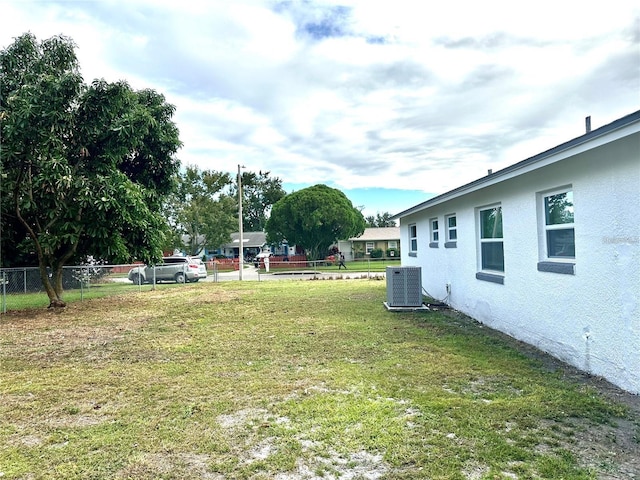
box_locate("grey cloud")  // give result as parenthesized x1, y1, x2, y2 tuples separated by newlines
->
(278, 126, 388, 173)
(582, 50, 640, 95)
(630, 17, 640, 44)
(457, 64, 515, 91)
(434, 32, 548, 50)
(351, 61, 435, 91)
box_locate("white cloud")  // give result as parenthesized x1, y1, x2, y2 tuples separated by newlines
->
(1, 0, 638, 212)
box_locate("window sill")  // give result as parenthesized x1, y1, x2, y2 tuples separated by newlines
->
(444, 241, 457, 248)
(476, 272, 504, 284)
(537, 261, 575, 275)
(429, 242, 439, 248)
(408, 252, 417, 257)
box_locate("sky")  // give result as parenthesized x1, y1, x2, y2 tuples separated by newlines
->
(1, 0, 638, 217)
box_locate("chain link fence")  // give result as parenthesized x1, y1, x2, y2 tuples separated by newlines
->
(0, 263, 202, 313)
(1, 258, 397, 313)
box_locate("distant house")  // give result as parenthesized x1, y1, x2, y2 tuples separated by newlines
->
(218, 232, 298, 260)
(393, 110, 640, 394)
(337, 227, 400, 260)
(219, 232, 267, 259)
(180, 231, 297, 260)
(178, 234, 207, 257)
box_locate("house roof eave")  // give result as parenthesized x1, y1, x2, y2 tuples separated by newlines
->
(347, 227, 401, 241)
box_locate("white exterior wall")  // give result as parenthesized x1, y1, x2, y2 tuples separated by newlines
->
(398, 133, 640, 393)
(337, 240, 354, 260)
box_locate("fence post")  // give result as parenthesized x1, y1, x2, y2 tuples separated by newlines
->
(1, 271, 6, 314)
(80, 266, 89, 301)
(23, 267, 27, 293)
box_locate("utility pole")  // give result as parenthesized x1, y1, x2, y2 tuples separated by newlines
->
(238, 164, 244, 280)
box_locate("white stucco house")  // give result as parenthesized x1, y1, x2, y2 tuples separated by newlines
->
(394, 110, 640, 394)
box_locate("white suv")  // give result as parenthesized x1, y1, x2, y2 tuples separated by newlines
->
(128, 256, 206, 284)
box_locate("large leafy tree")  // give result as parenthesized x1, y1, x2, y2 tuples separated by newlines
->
(265, 184, 365, 260)
(0, 33, 181, 307)
(166, 166, 236, 256)
(230, 170, 286, 232)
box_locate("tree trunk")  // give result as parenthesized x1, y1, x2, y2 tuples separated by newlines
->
(52, 266, 66, 306)
(37, 263, 66, 308)
(18, 226, 67, 308)
(14, 170, 67, 308)
(309, 244, 322, 262)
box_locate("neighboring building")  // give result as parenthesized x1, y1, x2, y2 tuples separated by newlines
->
(180, 232, 297, 260)
(178, 234, 207, 257)
(179, 233, 265, 260)
(219, 232, 267, 259)
(394, 111, 640, 394)
(218, 232, 297, 259)
(337, 227, 400, 260)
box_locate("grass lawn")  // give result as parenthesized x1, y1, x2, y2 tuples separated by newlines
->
(257, 259, 400, 274)
(2, 281, 183, 311)
(315, 259, 400, 273)
(0, 280, 638, 479)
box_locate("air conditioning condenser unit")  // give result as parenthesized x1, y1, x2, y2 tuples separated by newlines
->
(386, 266, 422, 307)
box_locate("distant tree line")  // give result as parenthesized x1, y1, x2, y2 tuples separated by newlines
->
(365, 212, 397, 228)
(166, 167, 286, 257)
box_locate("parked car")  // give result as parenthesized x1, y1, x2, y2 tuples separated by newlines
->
(192, 258, 208, 279)
(128, 256, 205, 284)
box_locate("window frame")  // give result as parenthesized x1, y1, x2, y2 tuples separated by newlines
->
(537, 187, 575, 274)
(445, 214, 457, 248)
(408, 223, 418, 255)
(477, 204, 504, 276)
(365, 242, 375, 254)
(387, 240, 398, 250)
(429, 217, 439, 248)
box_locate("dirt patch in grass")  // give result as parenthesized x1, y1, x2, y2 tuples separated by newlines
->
(276, 449, 388, 480)
(115, 453, 222, 480)
(216, 406, 390, 479)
